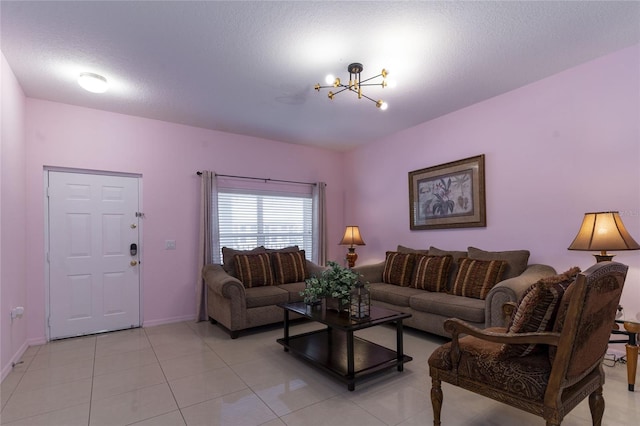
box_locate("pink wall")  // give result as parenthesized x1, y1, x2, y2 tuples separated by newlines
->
(345, 44, 640, 318)
(23, 100, 347, 343)
(4, 44, 640, 376)
(1, 53, 28, 379)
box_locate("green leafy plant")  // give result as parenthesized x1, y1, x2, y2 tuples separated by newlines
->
(300, 275, 329, 305)
(301, 261, 362, 306)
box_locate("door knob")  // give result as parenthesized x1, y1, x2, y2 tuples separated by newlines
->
(130, 260, 138, 266)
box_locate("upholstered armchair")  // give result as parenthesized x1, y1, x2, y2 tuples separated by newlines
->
(428, 261, 628, 426)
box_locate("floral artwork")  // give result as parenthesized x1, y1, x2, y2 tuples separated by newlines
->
(409, 155, 486, 230)
(418, 171, 473, 220)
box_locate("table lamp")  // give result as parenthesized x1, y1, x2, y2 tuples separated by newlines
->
(340, 225, 366, 268)
(568, 211, 640, 262)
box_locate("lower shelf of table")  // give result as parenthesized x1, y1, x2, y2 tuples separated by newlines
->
(277, 327, 412, 389)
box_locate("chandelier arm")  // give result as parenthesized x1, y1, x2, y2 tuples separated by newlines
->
(359, 74, 383, 84)
(358, 92, 379, 104)
(358, 83, 386, 87)
(316, 84, 348, 90)
(331, 87, 350, 95)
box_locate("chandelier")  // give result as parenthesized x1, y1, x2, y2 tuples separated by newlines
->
(314, 63, 390, 110)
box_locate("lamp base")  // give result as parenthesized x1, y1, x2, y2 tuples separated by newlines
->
(346, 247, 358, 268)
(593, 254, 615, 262)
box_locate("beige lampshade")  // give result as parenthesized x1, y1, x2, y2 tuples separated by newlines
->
(568, 211, 640, 253)
(339, 226, 366, 247)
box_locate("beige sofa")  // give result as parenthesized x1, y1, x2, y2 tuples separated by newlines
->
(203, 246, 325, 338)
(353, 246, 556, 337)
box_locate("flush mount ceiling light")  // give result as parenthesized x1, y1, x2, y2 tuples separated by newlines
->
(78, 72, 108, 93)
(314, 63, 391, 110)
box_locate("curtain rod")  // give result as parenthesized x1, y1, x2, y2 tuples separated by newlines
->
(196, 172, 316, 186)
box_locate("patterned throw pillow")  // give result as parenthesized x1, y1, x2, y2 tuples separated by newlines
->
(272, 250, 309, 284)
(429, 246, 468, 290)
(548, 267, 582, 363)
(467, 247, 530, 280)
(382, 251, 415, 286)
(503, 267, 581, 357)
(222, 246, 266, 277)
(234, 252, 275, 288)
(451, 258, 507, 299)
(411, 255, 453, 292)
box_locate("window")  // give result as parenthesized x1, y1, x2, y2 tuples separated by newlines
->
(217, 189, 313, 260)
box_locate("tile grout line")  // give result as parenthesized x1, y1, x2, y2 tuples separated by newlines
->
(143, 327, 188, 425)
(0, 345, 39, 416)
(87, 336, 97, 426)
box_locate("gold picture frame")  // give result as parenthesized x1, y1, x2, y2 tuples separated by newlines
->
(409, 154, 486, 230)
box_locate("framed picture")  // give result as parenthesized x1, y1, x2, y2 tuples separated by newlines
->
(409, 154, 486, 230)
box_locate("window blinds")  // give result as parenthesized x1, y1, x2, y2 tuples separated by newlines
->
(217, 190, 313, 260)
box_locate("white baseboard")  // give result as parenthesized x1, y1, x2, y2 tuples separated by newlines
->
(1, 340, 30, 382)
(142, 314, 195, 328)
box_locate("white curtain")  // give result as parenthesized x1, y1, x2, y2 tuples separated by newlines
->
(312, 182, 327, 265)
(196, 171, 219, 321)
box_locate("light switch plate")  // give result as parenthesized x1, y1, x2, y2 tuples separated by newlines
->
(165, 240, 176, 250)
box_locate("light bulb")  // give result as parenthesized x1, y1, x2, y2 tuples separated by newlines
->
(78, 72, 108, 93)
(376, 100, 388, 110)
(325, 74, 335, 85)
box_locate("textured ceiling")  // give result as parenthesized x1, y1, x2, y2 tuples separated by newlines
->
(2, 1, 639, 151)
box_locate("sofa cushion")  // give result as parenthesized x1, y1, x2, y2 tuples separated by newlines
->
(245, 285, 289, 308)
(409, 292, 485, 324)
(235, 252, 275, 288)
(264, 245, 300, 255)
(467, 247, 530, 279)
(451, 258, 507, 299)
(223, 246, 266, 277)
(503, 267, 580, 357)
(272, 250, 309, 284)
(429, 246, 468, 289)
(411, 255, 452, 292)
(277, 281, 306, 303)
(382, 251, 416, 286)
(397, 245, 429, 254)
(369, 282, 423, 307)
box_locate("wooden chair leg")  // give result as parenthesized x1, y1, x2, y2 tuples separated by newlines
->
(588, 386, 604, 426)
(431, 377, 443, 426)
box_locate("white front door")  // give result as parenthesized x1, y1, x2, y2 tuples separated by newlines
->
(47, 171, 141, 339)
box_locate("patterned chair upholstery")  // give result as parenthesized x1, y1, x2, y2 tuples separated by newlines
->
(428, 261, 628, 426)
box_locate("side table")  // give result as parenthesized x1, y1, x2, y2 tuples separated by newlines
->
(611, 319, 640, 391)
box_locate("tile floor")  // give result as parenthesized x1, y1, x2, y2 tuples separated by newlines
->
(1, 320, 638, 425)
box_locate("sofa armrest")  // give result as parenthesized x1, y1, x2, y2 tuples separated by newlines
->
(485, 264, 557, 328)
(352, 261, 385, 284)
(306, 260, 328, 278)
(203, 264, 246, 300)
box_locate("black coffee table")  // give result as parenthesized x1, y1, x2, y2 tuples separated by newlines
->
(277, 302, 412, 391)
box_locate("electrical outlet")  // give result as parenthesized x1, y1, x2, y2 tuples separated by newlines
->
(165, 240, 176, 250)
(10, 306, 24, 321)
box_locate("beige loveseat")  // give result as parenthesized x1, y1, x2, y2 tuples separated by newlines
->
(203, 246, 325, 338)
(353, 245, 556, 337)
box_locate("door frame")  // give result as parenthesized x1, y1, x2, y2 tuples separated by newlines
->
(43, 167, 144, 341)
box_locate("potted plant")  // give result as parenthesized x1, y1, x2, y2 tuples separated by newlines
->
(300, 275, 329, 305)
(301, 261, 361, 311)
